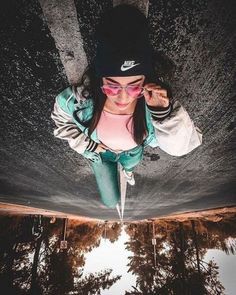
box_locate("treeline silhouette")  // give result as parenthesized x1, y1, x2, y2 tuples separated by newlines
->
(0, 212, 235, 294)
(0, 216, 121, 295)
(125, 213, 236, 295)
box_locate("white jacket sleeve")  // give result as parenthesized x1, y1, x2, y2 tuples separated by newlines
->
(51, 98, 98, 154)
(152, 100, 203, 156)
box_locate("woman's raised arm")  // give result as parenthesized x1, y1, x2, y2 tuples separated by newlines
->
(151, 101, 203, 157)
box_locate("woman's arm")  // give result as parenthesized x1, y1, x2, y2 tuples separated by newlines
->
(143, 82, 202, 156)
(51, 88, 98, 154)
(150, 100, 202, 156)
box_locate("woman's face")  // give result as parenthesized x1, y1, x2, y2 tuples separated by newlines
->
(102, 75, 145, 110)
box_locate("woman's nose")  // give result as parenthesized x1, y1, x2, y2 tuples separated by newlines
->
(118, 87, 129, 101)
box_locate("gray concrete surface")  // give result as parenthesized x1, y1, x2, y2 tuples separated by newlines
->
(39, 0, 88, 84)
(0, 0, 235, 221)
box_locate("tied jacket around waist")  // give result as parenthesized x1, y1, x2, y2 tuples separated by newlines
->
(51, 86, 203, 163)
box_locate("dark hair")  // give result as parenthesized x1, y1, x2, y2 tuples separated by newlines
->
(75, 64, 151, 145)
(74, 62, 173, 146)
(74, 4, 174, 145)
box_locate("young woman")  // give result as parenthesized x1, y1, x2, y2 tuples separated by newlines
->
(51, 5, 202, 209)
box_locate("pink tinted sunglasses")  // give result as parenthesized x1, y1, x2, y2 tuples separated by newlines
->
(101, 84, 145, 98)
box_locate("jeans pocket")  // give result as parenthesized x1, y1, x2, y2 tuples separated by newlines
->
(82, 150, 102, 164)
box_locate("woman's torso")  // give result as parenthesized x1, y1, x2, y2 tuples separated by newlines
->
(96, 100, 138, 152)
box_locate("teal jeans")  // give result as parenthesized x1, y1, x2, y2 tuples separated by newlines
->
(84, 144, 144, 208)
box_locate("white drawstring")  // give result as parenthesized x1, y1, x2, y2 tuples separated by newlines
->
(119, 163, 127, 220)
(116, 163, 127, 222)
(116, 203, 122, 221)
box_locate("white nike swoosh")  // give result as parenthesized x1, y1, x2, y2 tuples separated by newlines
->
(120, 63, 140, 71)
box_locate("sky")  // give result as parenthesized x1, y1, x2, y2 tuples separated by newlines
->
(82, 228, 137, 294)
(82, 229, 236, 294)
(204, 241, 236, 295)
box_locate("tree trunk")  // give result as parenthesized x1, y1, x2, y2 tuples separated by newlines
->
(29, 235, 43, 294)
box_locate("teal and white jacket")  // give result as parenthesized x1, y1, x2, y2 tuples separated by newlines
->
(51, 85, 202, 161)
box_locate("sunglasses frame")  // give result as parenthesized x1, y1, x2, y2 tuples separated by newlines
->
(101, 84, 146, 98)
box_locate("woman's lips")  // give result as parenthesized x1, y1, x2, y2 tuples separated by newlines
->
(115, 102, 129, 107)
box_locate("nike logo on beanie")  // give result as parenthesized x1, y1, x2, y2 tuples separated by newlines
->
(120, 60, 140, 71)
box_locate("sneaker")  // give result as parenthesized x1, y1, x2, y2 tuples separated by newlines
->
(122, 169, 135, 186)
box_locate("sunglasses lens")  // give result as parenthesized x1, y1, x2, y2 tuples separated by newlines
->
(127, 86, 143, 98)
(101, 85, 143, 98)
(102, 85, 120, 96)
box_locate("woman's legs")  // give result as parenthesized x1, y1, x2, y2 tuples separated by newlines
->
(83, 145, 143, 208)
(89, 154, 120, 209)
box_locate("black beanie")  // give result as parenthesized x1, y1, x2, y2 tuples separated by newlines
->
(94, 4, 154, 78)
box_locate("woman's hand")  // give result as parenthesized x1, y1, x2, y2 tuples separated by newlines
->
(95, 143, 123, 154)
(94, 143, 109, 153)
(143, 83, 170, 108)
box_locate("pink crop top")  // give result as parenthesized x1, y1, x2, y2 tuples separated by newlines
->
(96, 110, 138, 152)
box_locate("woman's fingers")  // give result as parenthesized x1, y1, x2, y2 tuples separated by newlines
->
(143, 88, 151, 101)
(145, 86, 167, 97)
(94, 143, 106, 153)
(143, 83, 169, 107)
(97, 143, 110, 153)
(101, 143, 109, 150)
